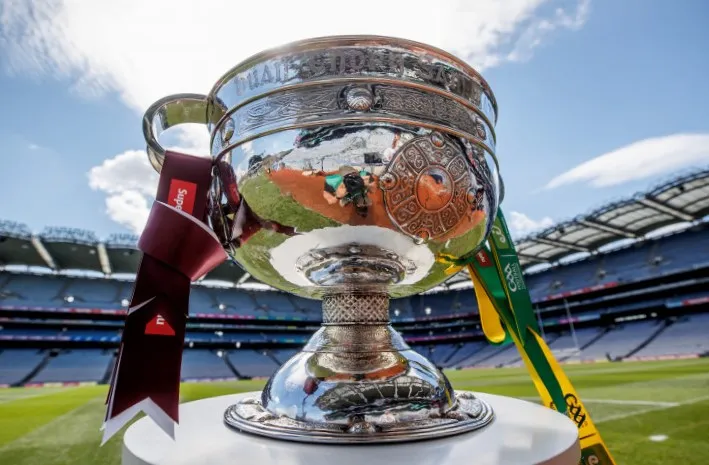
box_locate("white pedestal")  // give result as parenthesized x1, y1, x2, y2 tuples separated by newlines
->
(122, 392, 580, 465)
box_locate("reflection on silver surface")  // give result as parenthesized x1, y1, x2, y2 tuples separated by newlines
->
(223, 293, 494, 443)
(142, 35, 502, 443)
(223, 293, 495, 443)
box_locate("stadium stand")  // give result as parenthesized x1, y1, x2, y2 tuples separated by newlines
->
(181, 350, 236, 381)
(269, 349, 299, 365)
(0, 169, 708, 384)
(444, 342, 486, 367)
(631, 313, 709, 358)
(0, 349, 46, 386)
(580, 320, 668, 360)
(226, 351, 279, 378)
(29, 349, 113, 384)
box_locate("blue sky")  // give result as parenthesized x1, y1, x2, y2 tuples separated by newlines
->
(0, 0, 708, 239)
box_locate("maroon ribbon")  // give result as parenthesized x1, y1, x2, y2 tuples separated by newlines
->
(102, 151, 227, 443)
(101, 151, 302, 443)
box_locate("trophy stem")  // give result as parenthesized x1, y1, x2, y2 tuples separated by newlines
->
(322, 292, 390, 325)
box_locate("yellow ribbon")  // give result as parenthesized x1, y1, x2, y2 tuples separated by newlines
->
(467, 265, 617, 465)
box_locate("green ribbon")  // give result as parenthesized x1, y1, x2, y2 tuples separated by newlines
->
(468, 209, 568, 415)
(466, 208, 618, 464)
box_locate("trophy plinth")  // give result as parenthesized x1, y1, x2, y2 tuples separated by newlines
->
(142, 35, 502, 444)
(224, 292, 493, 443)
(123, 393, 581, 465)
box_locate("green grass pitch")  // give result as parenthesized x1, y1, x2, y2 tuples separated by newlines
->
(0, 358, 707, 464)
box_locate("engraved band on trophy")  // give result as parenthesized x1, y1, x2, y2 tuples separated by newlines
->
(136, 35, 503, 444)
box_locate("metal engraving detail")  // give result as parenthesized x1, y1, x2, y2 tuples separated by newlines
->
(207, 39, 497, 126)
(211, 84, 495, 157)
(381, 132, 481, 241)
(322, 293, 389, 324)
(345, 86, 374, 111)
(224, 390, 494, 444)
(302, 324, 409, 353)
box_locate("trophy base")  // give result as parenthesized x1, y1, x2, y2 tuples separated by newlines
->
(123, 392, 581, 465)
(223, 391, 494, 444)
(218, 292, 495, 444)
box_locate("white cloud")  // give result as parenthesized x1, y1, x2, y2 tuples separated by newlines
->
(88, 150, 158, 233)
(508, 211, 554, 236)
(507, 0, 590, 62)
(105, 190, 152, 234)
(545, 133, 709, 190)
(1, 0, 590, 231)
(0, 0, 591, 117)
(88, 150, 159, 196)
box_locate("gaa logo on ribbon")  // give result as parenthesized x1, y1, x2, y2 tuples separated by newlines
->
(551, 393, 588, 429)
(503, 262, 526, 293)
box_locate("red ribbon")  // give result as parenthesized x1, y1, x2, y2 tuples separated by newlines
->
(102, 151, 227, 443)
(101, 151, 301, 443)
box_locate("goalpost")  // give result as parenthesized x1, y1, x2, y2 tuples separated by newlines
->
(537, 299, 583, 362)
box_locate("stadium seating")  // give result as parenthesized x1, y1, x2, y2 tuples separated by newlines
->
(653, 229, 709, 274)
(547, 327, 604, 359)
(253, 293, 297, 315)
(451, 343, 513, 368)
(30, 350, 112, 383)
(444, 342, 486, 367)
(288, 297, 321, 315)
(0, 349, 46, 385)
(0, 274, 67, 306)
(426, 344, 459, 365)
(2, 225, 706, 318)
(525, 228, 709, 299)
(181, 350, 235, 380)
(631, 313, 709, 358)
(64, 279, 122, 307)
(0, 328, 61, 336)
(1, 220, 708, 385)
(269, 349, 299, 364)
(227, 350, 279, 378)
(189, 287, 217, 313)
(579, 321, 662, 360)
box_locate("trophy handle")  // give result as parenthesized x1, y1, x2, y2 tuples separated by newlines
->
(142, 93, 210, 173)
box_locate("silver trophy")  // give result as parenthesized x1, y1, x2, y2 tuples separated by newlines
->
(143, 36, 501, 443)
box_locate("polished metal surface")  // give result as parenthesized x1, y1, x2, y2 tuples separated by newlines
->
(142, 35, 501, 300)
(223, 293, 494, 443)
(142, 35, 502, 443)
(321, 293, 389, 324)
(224, 391, 494, 444)
(222, 293, 494, 442)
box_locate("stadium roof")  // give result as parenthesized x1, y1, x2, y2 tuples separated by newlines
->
(442, 167, 709, 289)
(1, 167, 708, 290)
(512, 167, 709, 268)
(0, 221, 253, 286)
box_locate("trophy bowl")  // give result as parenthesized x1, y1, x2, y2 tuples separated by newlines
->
(143, 35, 501, 443)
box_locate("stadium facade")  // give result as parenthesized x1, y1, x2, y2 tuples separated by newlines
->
(0, 169, 708, 388)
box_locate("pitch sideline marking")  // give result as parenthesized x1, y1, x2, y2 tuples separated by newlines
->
(0, 388, 74, 405)
(519, 396, 678, 407)
(517, 394, 709, 424)
(596, 394, 709, 424)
